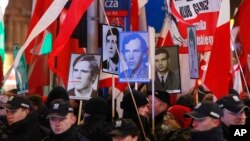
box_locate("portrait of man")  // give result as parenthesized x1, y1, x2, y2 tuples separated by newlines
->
(13, 46, 28, 94)
(67, 54, 101, 100)
(102, 25, 123, 74)
(119, 32, 149, 82)
(188, 26, 199, 79)
(148, 47, 181, 93)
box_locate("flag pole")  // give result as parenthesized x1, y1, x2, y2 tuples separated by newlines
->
(77, 100, 83, 125)
(112, 74, 115, 121)
(149, 26, 155, 135)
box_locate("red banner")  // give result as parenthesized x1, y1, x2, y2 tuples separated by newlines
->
(158, 0, 221, 53)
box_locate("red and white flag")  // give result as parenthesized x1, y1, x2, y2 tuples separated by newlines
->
(48, 0, 93, 86)
(204, 0, 231, 99)
(236, 0, 250, 67)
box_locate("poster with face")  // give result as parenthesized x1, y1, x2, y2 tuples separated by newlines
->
(118, 32, 150, 83)
(102, 24, 123, 74)
(188, 26, 199, 79)
(148, 46, 181, 93)
(67, 54, 101, 100)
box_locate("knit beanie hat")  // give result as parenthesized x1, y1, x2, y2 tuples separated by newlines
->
(45, 86, 69, 108)
(84, 97, 108, 115)
(168, 105, 192, 128)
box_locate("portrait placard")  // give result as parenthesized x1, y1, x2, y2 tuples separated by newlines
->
(102, 24, 123, 74)
(118, 32, 150, 83)
(67, 54, 101, 100)
(148, 46, 181, 93)
(187, 26, 199, 79)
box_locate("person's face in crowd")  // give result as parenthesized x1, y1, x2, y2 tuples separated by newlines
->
(106, 34, 118, 59)
(124, 38, 143, 71)
(162, 112, 180, 132)
(155, 53, 169, 73)
(148, 96, 167, 116)
(138, 104, 150, 117)
(73, 61, 92, 91)
(192, 116, 219, 132)
(221, 109, 246, 126)
(6, 108, 29, 125)
(112, 135, 138, 141)
(49, 113, 76, 134)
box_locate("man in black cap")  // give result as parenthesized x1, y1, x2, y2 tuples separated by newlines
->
(110, 118, 139, 141)
(43, 99, 89, 141)
(147, 91, 169, 140)
(1, 95, 49, 141)
(79, 97, 112, 141)
(216, 95, 249, 141)
(184, 101, 224, 141)
(120, 90, 154, 141)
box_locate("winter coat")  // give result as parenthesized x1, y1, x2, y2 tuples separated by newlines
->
(78, 115, 112, 141)
(6, 112, 50, 141)
(191, 126, 224, 141)
(42, 125, 89, 141)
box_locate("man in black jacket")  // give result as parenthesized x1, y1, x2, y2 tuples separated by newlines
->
(43, 99, 89, 141)
(1, 95, 49, 141)
(216, 95, 249, 141)
(184, 101, 224, 141)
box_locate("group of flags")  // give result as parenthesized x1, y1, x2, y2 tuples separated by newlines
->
(1, 0, 250, 99)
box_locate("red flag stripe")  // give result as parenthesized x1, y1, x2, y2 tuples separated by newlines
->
(48, 0, 93, 84)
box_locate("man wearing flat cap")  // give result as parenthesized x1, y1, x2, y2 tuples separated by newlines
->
(184, 101, 224, 141)
(1, 95, 49, 141)
(147, 91, 169, 140)
(110, 118, 139, 141)
(216, 95, 249, 141)
(43, 99, 89, 141)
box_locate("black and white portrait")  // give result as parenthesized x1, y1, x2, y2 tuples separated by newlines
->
(102, 24, 123, 74)
(67, 54, 101, 100)
(148, 46, 181, 93)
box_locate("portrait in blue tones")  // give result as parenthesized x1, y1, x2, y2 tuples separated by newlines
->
(119, 32, 149, 82)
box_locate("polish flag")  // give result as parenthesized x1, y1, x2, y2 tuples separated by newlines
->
(237, 0, 250, 67)
(204, 0, 231, 99)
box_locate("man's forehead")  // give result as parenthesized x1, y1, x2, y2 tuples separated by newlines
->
(155, 53, 168, 59)
(74, 61, 90, 67)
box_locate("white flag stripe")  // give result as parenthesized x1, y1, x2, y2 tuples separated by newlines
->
(13, 0, 68, 69)
(217, 0, 230, 27)
(233, 65, 243, 94)
(138, 0, 148, 9)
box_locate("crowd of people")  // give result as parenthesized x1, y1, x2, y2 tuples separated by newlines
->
(0, 86, 249, 141)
